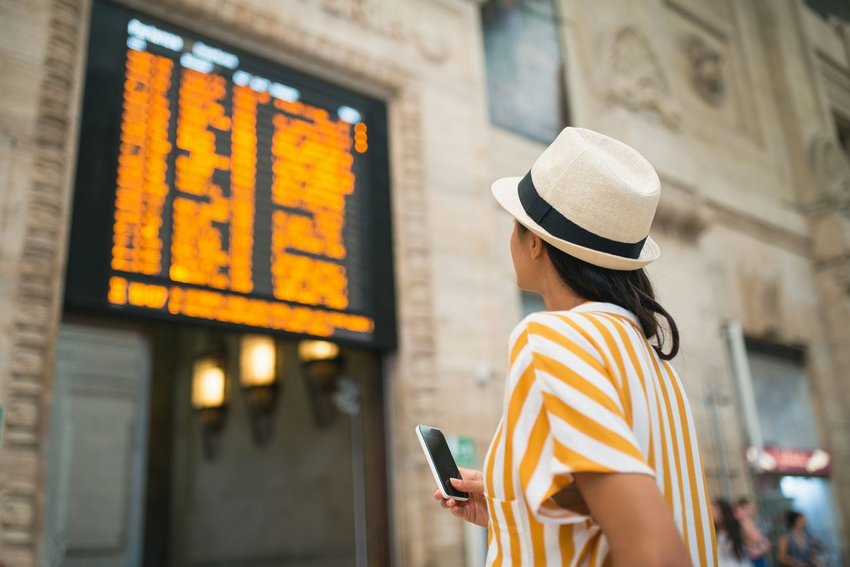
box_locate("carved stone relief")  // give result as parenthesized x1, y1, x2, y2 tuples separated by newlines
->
(653, 191, 709, 241)
(414, 25, 452, 64)
(321, 0, 406, 41)
(0, 474, 38, 547)
(604, 27, 680, 128)
(681, 33, 725, 106)
(665, 0, 731, 41)
(832, 263, 850, 294)
(321, 0, 452, 63)
(809, 210, 850, 264)
(738, 270, 784, 339)
(809, 134, 850, 297)
(810, 133, 850, 209)
(664, 0, 766, 145)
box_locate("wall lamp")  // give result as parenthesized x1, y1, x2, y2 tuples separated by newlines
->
(240, 334, 280, 446)
(192, 350, 228, 460)
(298, 340, 344, 428)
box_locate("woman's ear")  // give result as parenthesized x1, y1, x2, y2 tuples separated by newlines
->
(530, 234, 546, 260)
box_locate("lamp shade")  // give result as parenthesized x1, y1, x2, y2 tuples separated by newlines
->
(298, 340, 340, 363)
(240, 334, 277, 387)
(192, 355, 226, 409)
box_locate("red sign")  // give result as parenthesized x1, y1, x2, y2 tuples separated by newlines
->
(747, 446, 832, 476)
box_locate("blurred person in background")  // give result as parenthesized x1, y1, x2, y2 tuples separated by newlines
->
(778, 511, 823, 567)
(735, 497, 770, 567)
(714, 499, 750, 567)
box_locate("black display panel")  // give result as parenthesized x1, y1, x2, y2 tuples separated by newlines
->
(65, 0, 396, 348)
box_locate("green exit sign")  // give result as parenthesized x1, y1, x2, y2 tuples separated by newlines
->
(446, 434, 477, 469)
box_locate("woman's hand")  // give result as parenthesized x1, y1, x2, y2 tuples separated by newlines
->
(433, 467, 489, 528)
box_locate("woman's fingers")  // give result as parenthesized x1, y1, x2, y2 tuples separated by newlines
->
(449, 499, 470, 517)
(433, 470, 487, 527)
(458, 467, 483, 481)
(433, 486, 487, 527)
(450, 477, 484, 494)
(435, 488, 462, 510)
(433, 490, 465, 511)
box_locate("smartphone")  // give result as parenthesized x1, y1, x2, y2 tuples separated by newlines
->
(415, 424, 469, 501)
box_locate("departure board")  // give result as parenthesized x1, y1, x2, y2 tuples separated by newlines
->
(65, 0, 396, 348)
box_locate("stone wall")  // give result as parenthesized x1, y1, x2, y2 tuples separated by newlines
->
(0, 0, 90, 565)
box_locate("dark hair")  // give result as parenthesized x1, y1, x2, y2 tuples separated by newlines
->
(736, 496, 751, 507)
(715, 499, 747, 561)
(787, 510, 804, 530)
(517, 224, 679, 360)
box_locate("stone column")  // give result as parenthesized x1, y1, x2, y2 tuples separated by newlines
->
(808, 135, 850, 546)
(0, 0, 90, 566)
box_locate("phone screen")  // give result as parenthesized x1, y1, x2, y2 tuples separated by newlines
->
(417, 425, 469, 499)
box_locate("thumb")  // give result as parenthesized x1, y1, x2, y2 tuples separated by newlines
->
(450, 477, 484, 494)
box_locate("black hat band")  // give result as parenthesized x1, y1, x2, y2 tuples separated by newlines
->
(517, 171, 647, 260)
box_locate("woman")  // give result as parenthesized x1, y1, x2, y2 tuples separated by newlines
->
(735, 497, 770, 567)
(434, 128, 716, 565)
(713, 499, 749, 567)
(778, 511, 822, 567)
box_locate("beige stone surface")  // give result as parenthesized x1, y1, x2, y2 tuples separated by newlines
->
(1, 0, 849, 565)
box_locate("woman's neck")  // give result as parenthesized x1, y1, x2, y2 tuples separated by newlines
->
(539, 276, 587, 311)
(542, 294, 587, 312)
(534, 252, 588, 312)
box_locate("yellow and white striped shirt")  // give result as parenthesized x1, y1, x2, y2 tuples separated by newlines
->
(483, 302, 716, 566)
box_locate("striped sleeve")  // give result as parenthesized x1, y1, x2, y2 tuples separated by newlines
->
(516, 313, 654, 524)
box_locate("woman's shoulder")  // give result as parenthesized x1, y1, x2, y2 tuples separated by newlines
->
(512, 308, 616, 338)
(510, 310, 602, 358)
(511, 310, 579, 339)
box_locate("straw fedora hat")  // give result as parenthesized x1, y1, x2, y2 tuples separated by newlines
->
(491, 127, 661, 271)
